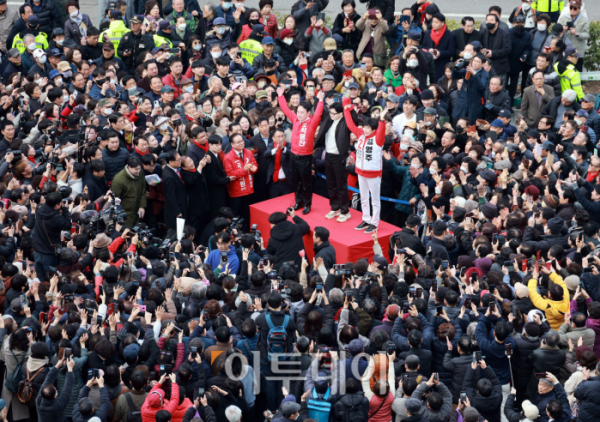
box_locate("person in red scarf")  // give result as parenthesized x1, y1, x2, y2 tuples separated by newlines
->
(188, 126, 209, 166)
(131, 138, 150, 160)
(422, 13, 456, 84)
(264, 127, 293, 199)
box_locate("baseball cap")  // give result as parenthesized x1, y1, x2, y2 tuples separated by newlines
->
(387, 94, 400, 104)
(102, 42, 115, 50)
(583, 94, 596, 103)
(97, 98, 112, 108)
(541, 141, 555, 151)
(160, 85, 175, 93)
(490, 119, 504, 128)
(577, 109, 589, 118)
(109, 9, 122, 19)
(128, 87, 142, 96)
(123, 343, 139, 360)
(33, 49, 46, 59)
(551, 23, 564, 35)
(348, 82, 359, 90)
(569, 0, 582, 7)
(498, 109, 511, 118)
(159, 20, 174, 31)
(407, 30, 421, 41)
(322, 74, 335, 82)
(0, 0, 7, 4)
(7, 48, 20, 58)
(424, 107, 437, 115)
(151, 47, 163, 54)
(261, 36, 274, 45)
(256, 90, 268, 99)
(27, 15, 39, 27)
(282, 402, 301, 417)
(373, 254, 389, 270)
(130, 15, 143, 24)
(527, 128, 540, 140)
(565, 46, 582, 58)
(47, 47, 62, 57)
(522, 400, 540, 420)
(514, 13, 526, 24)
(404, 398, 422, 415)
(49, 70, 60, 79)
(214, 17, 226, 26)
(323, 38, 337, 50)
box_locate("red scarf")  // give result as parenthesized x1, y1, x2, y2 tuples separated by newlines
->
(418, 2, 431, 24)
(430, 23, 447, 46)
(28, 157, 36, 164)
(135, 148, 148, 156)
(587, 171, 599, 182)
(273, 148, 282, 182)
(193, 139, 209, 152)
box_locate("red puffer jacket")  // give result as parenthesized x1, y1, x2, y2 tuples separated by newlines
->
(141, 382, 179, 422)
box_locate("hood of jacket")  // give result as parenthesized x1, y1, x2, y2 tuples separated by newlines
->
(270, 220, 297, 241)
(339, 391, 366, 406)
(26, 356, 48, 372)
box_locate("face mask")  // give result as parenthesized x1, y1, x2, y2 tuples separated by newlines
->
(62, 145, 75, 155)
(184, 86, 194, 93)
(27, 43, 36, 51)
(515, 25, 525, 33)
(460, 167, 468, 173)
(425, 121, 433, 126)
(211, 51, 222, 58)
(464, 52, 473, 60)
(177, 23, 186, 31)
(522, 3, 531, 11)
(400, 142, 410, 150)
(104, 108, 113, 114)
(575, 118, 583, 126)
(411, 163, 421, 169)
(284, 38, 293, 45)
(571, 153, 578, 160)
(63, 95, 69, 103)
(406, 88, 413, 95)
(250, 18, 260, 25)
(38, 55, 47, 64)
(35, 78, 43, 85)
(160, 123, 169, 131)
(223, 2, 232, 9)
(70, 10, 79, 18)
(404, 129, 414, 137)
(55, 78, 63, 85)
(435, 187, 441, 194)
(193, 44, 202, 51)
(450, 180, 456, 186)
(57, 39, 64, 46)
(407, 59, 418, 68)
(486, 23, 496, 31)
(63, 71, 72, 78)
(537, 23, 547, 32)
(235, 2, 244, 8)
(216, 27, 226, 35)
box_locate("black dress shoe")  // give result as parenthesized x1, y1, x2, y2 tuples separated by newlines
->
(302, 205, 311, 214)
(293, 203, 303, 211)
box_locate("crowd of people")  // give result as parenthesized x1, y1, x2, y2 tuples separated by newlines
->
(0, 0, 597, 422)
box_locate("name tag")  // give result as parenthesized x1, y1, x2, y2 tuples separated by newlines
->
(139, 44, 145, 48)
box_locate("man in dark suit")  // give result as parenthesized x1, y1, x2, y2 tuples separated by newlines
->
(314, 102, 359, 222)
(180, 155, 211, 243)
(422, 13, 456, 83)
(480, 13, 512, 84)
(203, 136, 234, 218)
(249, 116, 271, 204)
(387, 214, 427, 262)
(452, 17, 483, 61)
(264, 128, 293, 199)
(162, 150, 189, 240)
(188, 126, 209, 166)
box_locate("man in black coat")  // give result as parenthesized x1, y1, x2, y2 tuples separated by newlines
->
(483, 76, 512, 121)
(82, 159, 109, 202)
(264, 128, 293, 199)
(314, 102, 358, 222)
(480, 14, 512, 81)
(507, 15, 532, 102)
(426, 220, 450, 261)
(267, 210, 310, 271)
(388, 214, 426, 262)
(203, 137, 233, 218)
(188, 127, 209, 166)
(181, 155, 211, 243)
(463, 360, 503, 422)
(453, 17, 483, 60)
(442, 336, 475, 404)
(249, 116, 272, 204)
(422, 13, 456, 83)
(312, 226, 336, 271)
(162, 150, 189, 241)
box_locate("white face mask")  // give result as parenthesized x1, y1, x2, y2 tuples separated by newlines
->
(406, 88, 413, 95)
(450, 180, 456, 186)
(177, 23, 186, 31)
(216, 27, 226, 35)
(160, 123, 169, 131)
(537, 23, 547, 32)
(400, 142, 410, 150)
(110, 78, 117, 85)
(63, 95, 69, 103)
(571, 153, 578, 160)
(35, 78, 43, 85)
(55, 78, 63, 85)
(575, 118, 583, 126)
(57, 39, 64, 46)
(235, 2, 244, 8)
(435, 187, 441, 194)
(104, 108, 113, 114)
(38, 55, 47, 64)
(193, 44, 202, 51)
(425, 120, 433, 126)
(411, 163, 421, 169)
(284, 38, 294, 45)
(464, 52, 473, 60)
(27, 43, 36, 51)
(407, 59, 418, 68)
(184, 86, 193, 93)
(522, 3, 531, 11)
(211, 51, 222, 58)
(460, 167, 468, 173)
(404, 129, 414, 137)
(223, 2, 232, 9)
(70, 10, 79, 18)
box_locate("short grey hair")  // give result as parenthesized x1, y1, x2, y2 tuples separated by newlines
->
(312, 67, 324, 77)
(206, 2, 218, 16)
(191, 282, 207, 300)
(24, 34, 35, 44)
(545, 330, 560, 347)
(225, 405, 242, 422)
(400, 135, 413, 143)
(363, 298, 376, 315)
(562, 89, 577, 103)
(328, 288, 344, 306)
(539, 378, 554, 389)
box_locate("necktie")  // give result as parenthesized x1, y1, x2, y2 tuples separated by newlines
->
(273, 148, 282, 183)
(175, 168, 182, 179)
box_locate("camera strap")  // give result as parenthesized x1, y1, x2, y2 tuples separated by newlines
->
(41, 218, 61, 255)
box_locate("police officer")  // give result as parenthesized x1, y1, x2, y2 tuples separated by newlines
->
(99, 9, 129, 58)
(555, 46, 584, 101)
(12, 15, 48, 53)
(118, 15, 154, 73)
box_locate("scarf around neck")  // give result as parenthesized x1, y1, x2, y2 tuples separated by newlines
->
(430, 23, 447, 46)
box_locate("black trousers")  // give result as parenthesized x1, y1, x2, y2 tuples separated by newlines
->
(268, 179, 293, 199)
(507, 71, 521, 102)
(252, 174, 268, 204)
(229, 195, 252, 232)
(325, 153, 350, 214)
(291, 154, 313, 206)
(520, 63, 534, 96)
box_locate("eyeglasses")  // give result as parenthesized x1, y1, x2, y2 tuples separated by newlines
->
(570, 6, 579, 9)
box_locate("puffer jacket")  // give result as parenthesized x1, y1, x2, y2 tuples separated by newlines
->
(511, 335, 540, 391)
(557, 323, 596, 351)
(102, 147, 130, 182)
(574, 375, 600, 422)
(442, 352, 473, 403)
(463, 366, 503, 422)
(25, 0, 58, 35)
(332, 392, 369, 422)
(411, 381, 452, 422)
(384, 157, 428, 215)
(266, 216, 310, 271)
(528, 273, 571, 330)
(141, 382, 179, 422)
(273, 37, 298, 68)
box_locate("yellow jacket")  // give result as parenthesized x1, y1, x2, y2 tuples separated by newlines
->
(528, 272, 570, 330)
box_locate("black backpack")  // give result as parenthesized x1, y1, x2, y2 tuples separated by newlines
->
(5, 351, 26, 393)
(124, 392, 142, 422)
(345, 399, 364, 422)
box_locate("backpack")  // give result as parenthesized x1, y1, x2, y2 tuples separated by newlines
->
(265, 314, 290, 361)
(241, 339, 254, 367)
(344, 398, 365, 422)
(17, 366, 44, 406)
(307, 387, 331, 422)
(5, 351, 26, 393)
(124, 392, 143, 422)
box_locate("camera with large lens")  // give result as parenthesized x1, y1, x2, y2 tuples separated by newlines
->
(454, 59, 468, 70)
(229, 217, 244, 232)
(6, 149, 22, 161)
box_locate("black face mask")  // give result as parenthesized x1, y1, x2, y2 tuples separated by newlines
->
(514, 25, 525, 33)
(256, 100, 270, 111)
(96, 78, 106, 86)
(486, 23, 496, 31)
(250, 19, 260, 26)
(265, 69, 276, 76)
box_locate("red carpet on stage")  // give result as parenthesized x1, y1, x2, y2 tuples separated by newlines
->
(250, 193, 401, 263)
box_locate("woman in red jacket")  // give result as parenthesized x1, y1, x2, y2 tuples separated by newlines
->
(361, 354, 396, 422)
(237, 8, 261, 43)
(141, 374, 179, 422)
(259, 0, 278, 39)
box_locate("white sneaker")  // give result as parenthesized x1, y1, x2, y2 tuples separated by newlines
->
(337, 213, 351, 223)
(325, 210, 340, 219)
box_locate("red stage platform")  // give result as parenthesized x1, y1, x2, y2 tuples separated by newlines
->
(250, 193, 401, 263)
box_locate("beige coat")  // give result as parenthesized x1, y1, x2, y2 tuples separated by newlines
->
(356, 18, 389, 60)
(1, 336, 31, 421)
(521, 84, 554, 128)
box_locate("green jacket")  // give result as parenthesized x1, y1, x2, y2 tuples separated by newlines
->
(554, 61, 584, 101)
(168, 11, 197, 33)
(384, 158, 423, 215)
(532, 0, 564, 13)
(111, 167, 147, 227)
(384, 68, 403, 89)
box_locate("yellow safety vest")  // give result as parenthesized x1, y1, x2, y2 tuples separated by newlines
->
(532, 0, 564, 13)
(239, 39, 263, 66)
(153, 34, 173, 49)
(554, 62, 584, 101)
(12, 33, 49, 54)
(99, 20, 129, 58)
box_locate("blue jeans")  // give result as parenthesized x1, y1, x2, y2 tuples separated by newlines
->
(35, 252, 57, 282)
